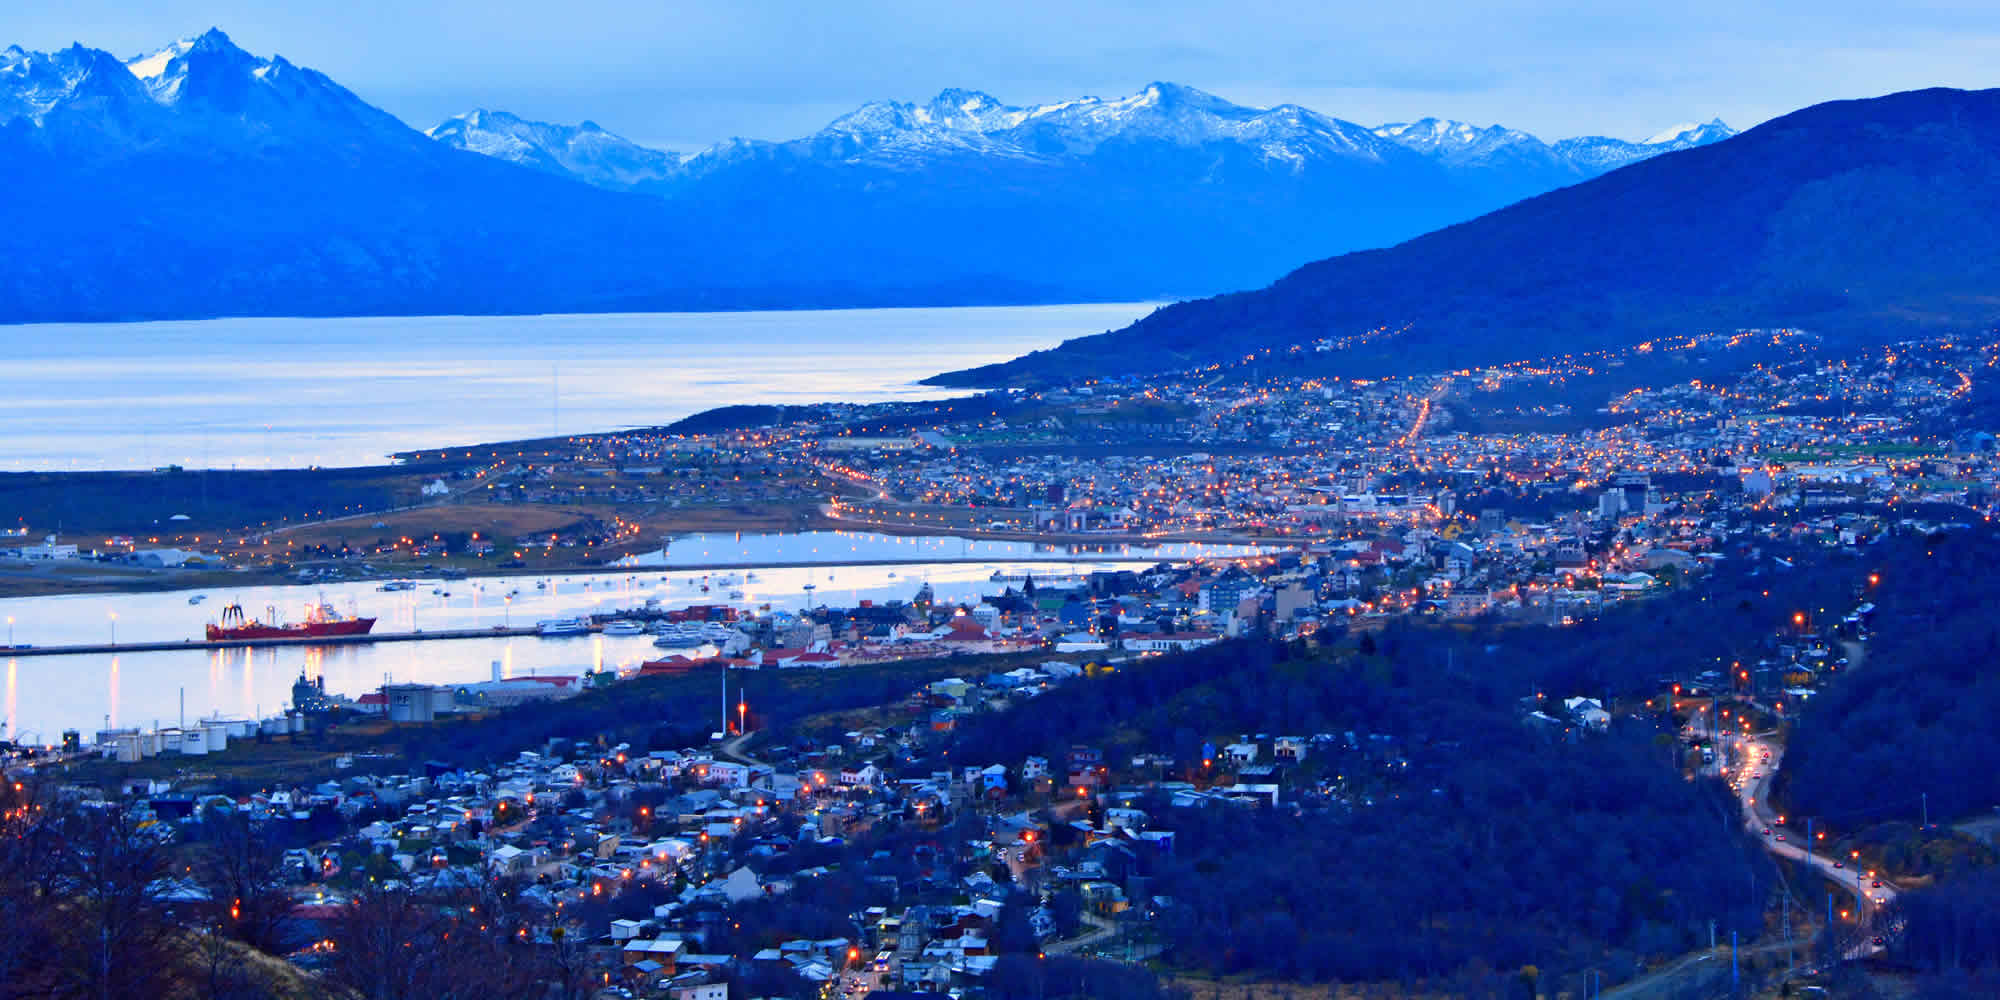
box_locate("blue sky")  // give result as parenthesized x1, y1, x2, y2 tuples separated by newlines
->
(5, 1, 1996, 150)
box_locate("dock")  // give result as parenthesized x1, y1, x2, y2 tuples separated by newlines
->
(0, 625, 551, 659)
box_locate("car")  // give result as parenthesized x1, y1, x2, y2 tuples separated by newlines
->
(1776, 835, 1786, 842)
(1763, 828, 1772, 835)
(1834, 861, 1844, 869)
(1871, 936, 1886, 947)
(1872, 880, 1883, 888)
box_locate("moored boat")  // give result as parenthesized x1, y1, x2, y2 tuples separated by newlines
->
(205, 602, 376, 641)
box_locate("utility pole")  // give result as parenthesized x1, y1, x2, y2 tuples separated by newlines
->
(1922, 791, 1928, 828)
(1731, 929, 1739, 990)
(1784, 895, 1793, 977)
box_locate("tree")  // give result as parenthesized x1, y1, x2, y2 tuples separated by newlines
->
(192, 803, 294, 953)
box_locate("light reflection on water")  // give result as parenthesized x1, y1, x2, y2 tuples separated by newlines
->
(0, 303, 1154, 471)
(0, 531, 1271, 739)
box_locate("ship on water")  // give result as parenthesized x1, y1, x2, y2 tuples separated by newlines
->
(205, 602, 377, 641)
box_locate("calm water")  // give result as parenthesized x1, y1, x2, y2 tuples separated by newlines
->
(0, 531, 1269, 739)
(0, 303, 1154, 471)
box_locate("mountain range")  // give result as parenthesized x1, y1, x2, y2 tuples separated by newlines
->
(428, 86, 1731, 194)
(932, 87, 2000, 387)
(0, 29, 1732, 323)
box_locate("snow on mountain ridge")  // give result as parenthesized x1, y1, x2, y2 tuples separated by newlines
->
(428, 108, 683, 189)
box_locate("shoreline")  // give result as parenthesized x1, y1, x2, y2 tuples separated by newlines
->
(0, 545, 1283, 604)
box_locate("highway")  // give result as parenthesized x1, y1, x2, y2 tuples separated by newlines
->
(1711, 722, 1896, 958)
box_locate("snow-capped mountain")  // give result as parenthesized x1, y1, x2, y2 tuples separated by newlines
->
(1371, 115, 1736, 174)
(1552, 118, 1736, 172)
(117, 28, 417, 145)
(685, 82, 1411, 172)
(442, 84, 1729, 190)
(428, 109, 682, 189)
(0, 43, 151, 125)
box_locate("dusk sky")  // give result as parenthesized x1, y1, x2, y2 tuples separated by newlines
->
(5, 1, 1996, 150)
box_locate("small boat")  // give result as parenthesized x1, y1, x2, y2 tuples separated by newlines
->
(378, 580, 417, 592)
(188, 594, 207, 605)
(744, 572, 760, 583)
(886, 572, 898, 579)
(537, 618, 591, 637)
(728, 590, 745, 600)
(536, 581, 548, 590)
(601, 620, 646, 636)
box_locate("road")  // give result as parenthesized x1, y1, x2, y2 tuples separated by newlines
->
(1721, 730, 1896, 958)
(1046, 912, 1118, 955)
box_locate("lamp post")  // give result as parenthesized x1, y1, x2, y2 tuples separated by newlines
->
(108, 611, 117, 646)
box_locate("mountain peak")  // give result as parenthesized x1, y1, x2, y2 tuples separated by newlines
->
(929, 87, 1002, 111)
(1643, 117, 1733, 145)
(1136, 81, 1227, 109)
(188, 27, 238, 52)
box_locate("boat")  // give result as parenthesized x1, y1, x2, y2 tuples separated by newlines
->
(377, 580, 417, 592)
(537, 618, 591, 637)
(188, 594, 207, 605)
(744, 572, 759, 583)
(728, 590, 745, 600)
(601, 620, 646, 636)
(205, 602, 376, 642)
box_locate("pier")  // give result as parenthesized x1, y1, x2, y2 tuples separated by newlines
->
(0, 625, 549, 659)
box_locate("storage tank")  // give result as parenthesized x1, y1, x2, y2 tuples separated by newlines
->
(139, 731, 161, 757)
(288, 711, 305, 734)
(204, 724, 228, 752)
(180, 729, 208, 756)
(115, 733, 143, 763)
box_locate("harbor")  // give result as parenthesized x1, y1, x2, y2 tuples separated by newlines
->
(0, 538, 1269, 740)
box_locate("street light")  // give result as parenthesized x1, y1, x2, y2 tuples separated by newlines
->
(108, 611, 117, 646)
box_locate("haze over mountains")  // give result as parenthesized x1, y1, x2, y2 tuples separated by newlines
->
(0, 29, 1731, 324)
(934, 87, 2000, 387)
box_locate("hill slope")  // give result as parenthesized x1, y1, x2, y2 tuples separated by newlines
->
(931, 87, 2000, 386)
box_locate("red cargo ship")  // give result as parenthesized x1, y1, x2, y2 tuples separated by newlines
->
(205, 602, 377, 641)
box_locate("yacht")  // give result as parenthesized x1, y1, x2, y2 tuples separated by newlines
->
(601, 620, 646, 636)
(537, 618, 591, 637)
